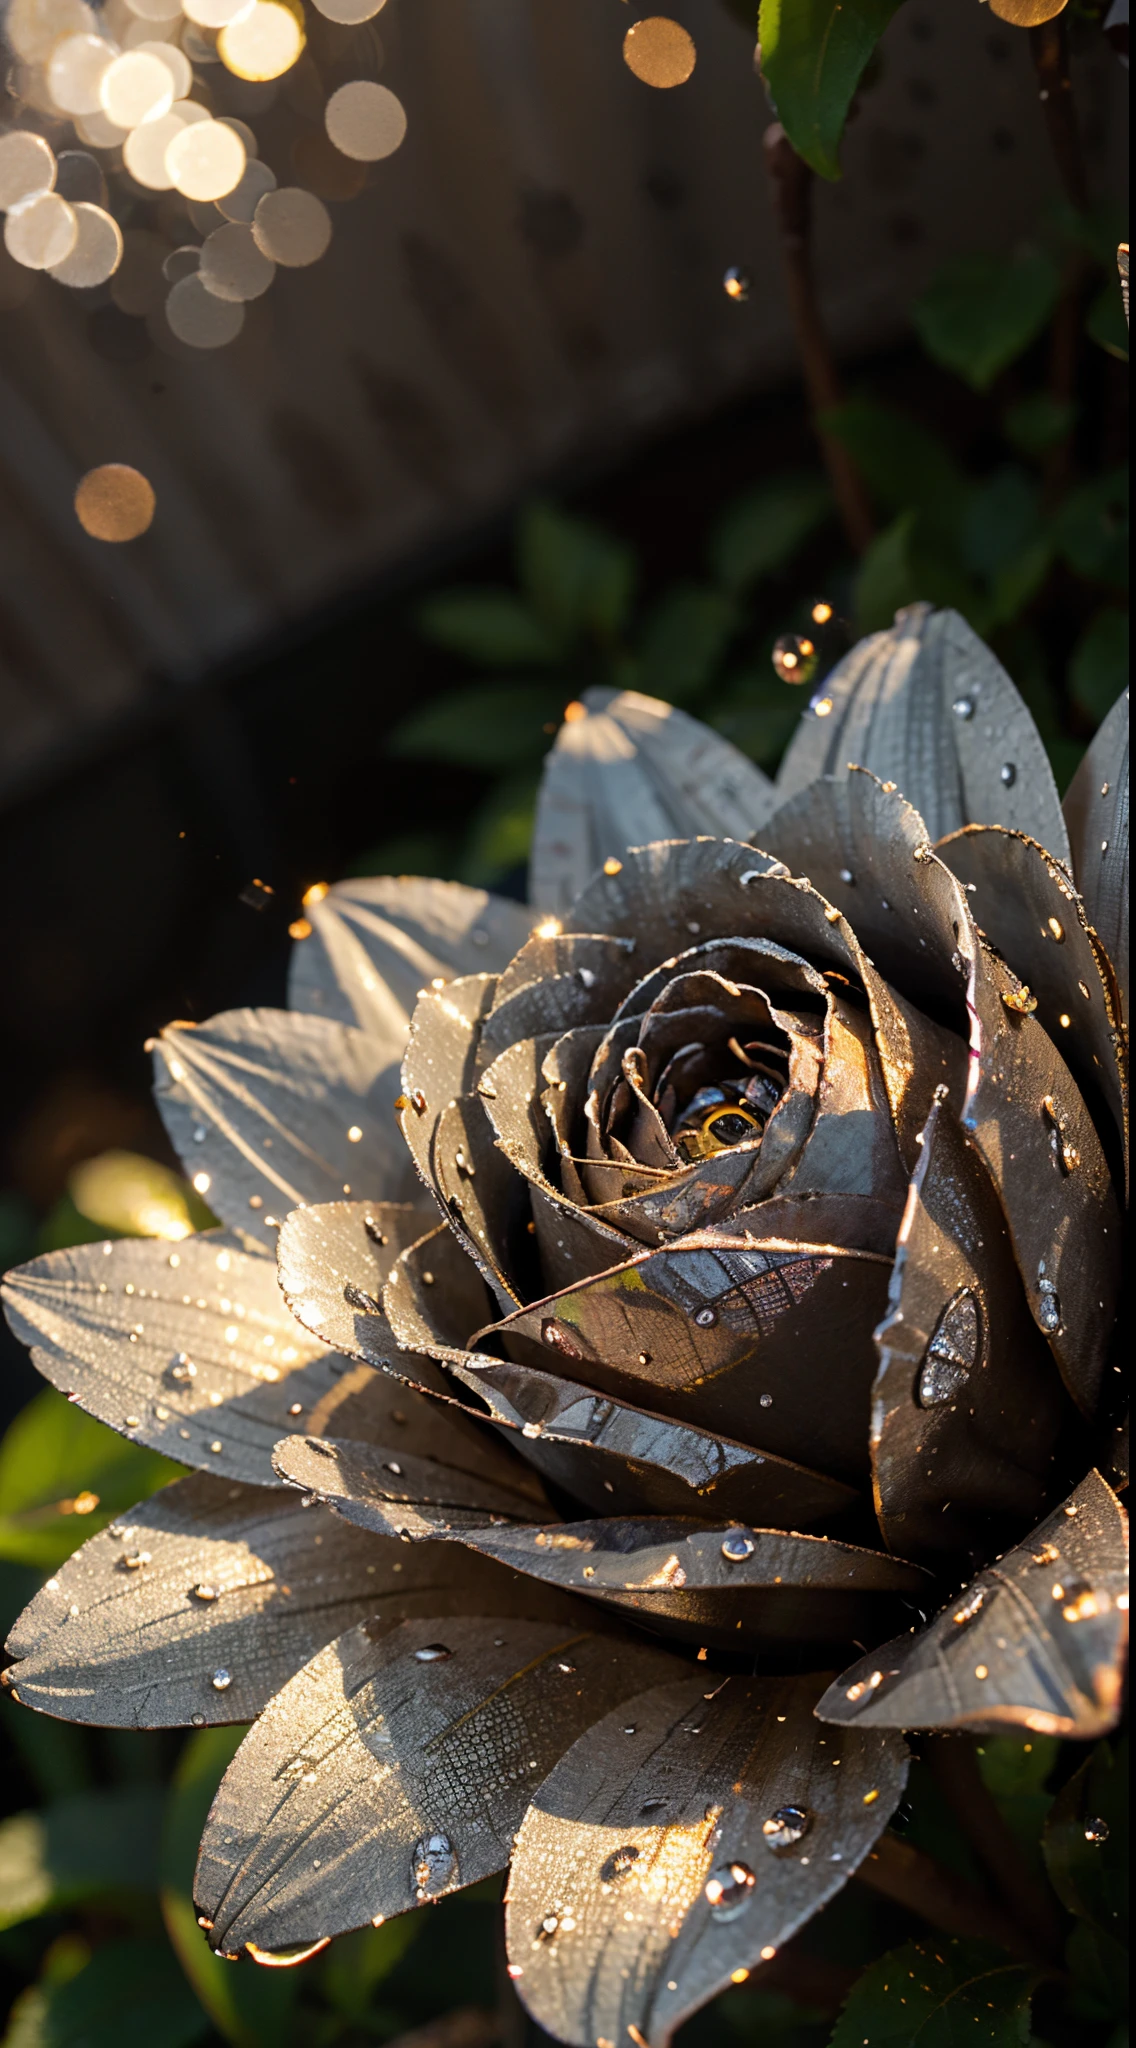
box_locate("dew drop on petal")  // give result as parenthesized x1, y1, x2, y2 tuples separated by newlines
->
(762, 1806, 810, 1851)
(1083, 1818, 1109, 1845)
(720, 1530, 755, 1563)
(414, 1643, 451, 1663)
(704, 1861, 756, 1920)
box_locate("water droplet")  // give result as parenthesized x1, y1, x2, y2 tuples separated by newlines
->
(212, 1668, 232, 1690)
(414, 1643, 452, 1663)
(811, 694, 833, 718)
(918, 1288, 980, 1406)
(1000, 762, 1017, 787)
(721, 1531, 755, 1562)
(772, 632, 817, 685)
(192, 1712, 206, 1726)
(722, 264, 750, 301)
(1083, 1817, 1109, 1845)
(1036, 1275, 1061, 1334)
(556, 1661, 577, 1674)
(599, 1845, 639, 1883)
(1046, 916, 1065, 943)
(169, 1355, 197, 1382)
(762, 1806, 810, 1851)
(844, 1669, 885, 1704)
(704, 1861, 756, 1920)
(694, 1306, 718, 1329)
(950, 1586, 989, 1632)
(409, 1090, 427, 1115)
(344, 1282, 381, 1313)
(952, 696, 975, 720)
(603, 858, 623, 877)
(1059, 1580, 1103, 1623)
(411, 1831, 457, 1899)
(122, 1551, 151, 1570)
(541, 1318, 582, 1360)
(839, 868, 854, 885)
(194, 1583, 219, 1602)
(535, 1912, 561, 1942)
(759, 1392, 773, 1408)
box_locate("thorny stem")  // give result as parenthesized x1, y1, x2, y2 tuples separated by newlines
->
(762, 124, 876, 556)
(855, 1833, 1058, 1972)
(926, 1736, 1066, 1957)
(1029, 14, 1089, 498)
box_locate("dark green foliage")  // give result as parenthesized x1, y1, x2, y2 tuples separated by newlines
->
(913, 251, 1061, 392)
(828, 1939, 1037, 2047)
(756, 0, 905, 180)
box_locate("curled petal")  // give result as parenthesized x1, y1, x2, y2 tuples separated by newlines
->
(288, 874, 533, 1035)
(152, 1007, 413, 1247)
(775, 604, 1070, 860)
(1062, 688, 1128, 1023)
(2, 1476, 527, 1729)
(277, 1198, 444, 1363)
(817, 1469, 1129, 1738)
(871, 1094, 1068, 1560)
(273, 1433, 548, 1541)
(532, 688, 777, 912)
(194, 1616, 682, 1954)
(506, 1673, 908, 2048)
(459, 1516, 928, 1654)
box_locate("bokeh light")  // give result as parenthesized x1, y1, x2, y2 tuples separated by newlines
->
(166, 269, 246, 345)
(69, 1149, 195, 1237)
(46, 31, 112, 117)
(218, 0, 305, 82)
(5, 192, 77, 270)
(0, 130, 56, 211)
(312, 0, 386, 20)
(217, 156, 277, 222)
(99, 50, 174, 129)
(166, 119, 247, 201)
(73, 463, 156, 541)
(200, 219, 275, 299)
(47, 199, 123, 286)
(325, 80, 406, 162)
(622, 16, 696, 89)
(252, 183, 331, 265)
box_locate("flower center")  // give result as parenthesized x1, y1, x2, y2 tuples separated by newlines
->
(668, 1037, 788, 1162)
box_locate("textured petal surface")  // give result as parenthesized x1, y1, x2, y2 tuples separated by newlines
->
(195, 1615, 682, 1953)
(531, 689, 777, 912)
(152, 1009, 414, 1248)
(817, 1469, 1129, 1738)
(2, 1476, 539, 1729)
(1062, 688, 1129, 1022)
(506, 1672, 909, 2048)
(871, 1095, 1067, 1559)
(1, 1231, 359, 1485)
(276, 1199, 442, 1365)
(288, 876, 534, 1035)
(458, 1517, 928, 1653)
(273, 1433, 549, 1541)
(775, 605, 1070, 859)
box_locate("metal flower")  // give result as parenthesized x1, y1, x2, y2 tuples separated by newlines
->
(2, 605, 1128, 2047)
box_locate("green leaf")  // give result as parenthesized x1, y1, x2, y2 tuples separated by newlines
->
(963, 469, 1042, 580)
(0, 1787, 163, 1931)
(913, 251, 1061, 392)
(3, 1939, 208, 2048)
(1043, 1737, 1128, 1940)
(1054, 198, 1129, 272)
(517, 501, 635, 645)
(1003, 392, 1078, 458)
(708, 471, 832, 591)
(319, 1919, 422, 2022)
(389, 680, 566, 767)
(1053, 470, 1129, 589)
(710, 681, 801, 773)
(636, 585, 738, 702)
(822, 400, 967, 530)
(1086, 280, 1130, 363)
(161, 1728, 299, 2048)
(415, 589, 562, 667)
(0, 1390, 183, 1569)
(757, 0, 904, 180)
(829, 1938, 1037, 2047)
(459, 769, 539, 888)
(1066, 1923, 1128, 2024)
(1071, 609, 1129, 724)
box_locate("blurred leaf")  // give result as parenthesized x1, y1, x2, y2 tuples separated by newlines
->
(1053, 470, 1129, 588)
(161, 1727, 298, 2048)
(1055, 198, 1129, 272)
(710, 672, 801, 770)
(1003, 392, 1079, 458)
(718, 1983, 829, 2040)
(389, 681, 566, 768)
(0, 1196, 36, 1273)
(822, 401, 967, 530)
(1086, 281, 1130, 363)
(69, 1152, 213, 1243)
(757, 0, 903, 180)
(1043, 1737, 1128, 1940)
(708, 472, 832, 592)
(2, 1939, 208, 2048)
(855, 512, 990, 636)
(0, 1390, 183, 1569)
(1070, 609, 1129, 723)
(415, 589, 562, 667)
(637, 585, 738, 702)
(829, 1939, 1036, 2046)
(986, 540, 1052, 631)
(963, 469, 1042, 580)
(459, 770, 539, 889)
(1066, 1923, 1128, 2024)
(0, 1708, 90, 1805)
(0, 1788, 163, 1931)
(976, 1735, 1059, 1800)
(913, 251, 1061, 391)
(319, 1920, 422, 2022)
(517, 501, 635, 645)
(343, 829, 456, 882)
(34, 1198, 121, 1258)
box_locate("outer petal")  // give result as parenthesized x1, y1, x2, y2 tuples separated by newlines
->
(272, 1433, 549, 1541)
(288, 875, 534, 1035)
(1, 1477, 538, 1729)
(531, 688, 777, 912)
(1062, 687, 1129, 1023)
(816, 1468, 1129, 1739)
(457, 1516, 928, 1654)
(938, 823, 1127, 1181)
(506, 1673, 908, 2048)
(871, 1094, 1068, 1560)
(3, 1230, 366, 1485)
(152, 1008, 414, 1248)
(194, 1615, 682, 1954)
(775, 604, 1070, 860)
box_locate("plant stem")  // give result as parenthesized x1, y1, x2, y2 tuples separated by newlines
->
(762, 123, 875, 556)
(855, 1833, 1056, 1971)
(926, 1736, 1066, 1956)
(1029, 14, 1088, 498)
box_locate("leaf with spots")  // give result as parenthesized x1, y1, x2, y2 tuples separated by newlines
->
(505, 1672, 908, 2048)
(827, 1938, 1037, 2048)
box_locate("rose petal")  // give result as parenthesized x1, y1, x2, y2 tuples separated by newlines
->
(273, 1434, 547, 1540)
(817, 1469, 1129, 1738)
(1062, 688, 1128, 1023)
(775, 604, 1070, 860)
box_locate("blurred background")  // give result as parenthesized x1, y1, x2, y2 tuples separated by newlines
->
(0, 0, 1128, 2041)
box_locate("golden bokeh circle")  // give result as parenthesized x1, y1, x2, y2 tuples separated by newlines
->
(251, 183, 331, 266)
(622, 16, 696, 90)
(4, 192, 77, 270)
(0, 129, 56, 212)
(324, 80, 406, 162)
(47, 199, 123, 286)
(988, 0, 1068, 21)
(74, 462, 156, 541)
(218, 0, 304, 82)
(166, 119, 247, 202)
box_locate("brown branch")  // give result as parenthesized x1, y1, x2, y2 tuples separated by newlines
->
(762, 124, 875, 556)
(926, 1737, 1066, 1958)
(855, 1834, 1058, 1972)
(1030, 14, 1089, 498)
